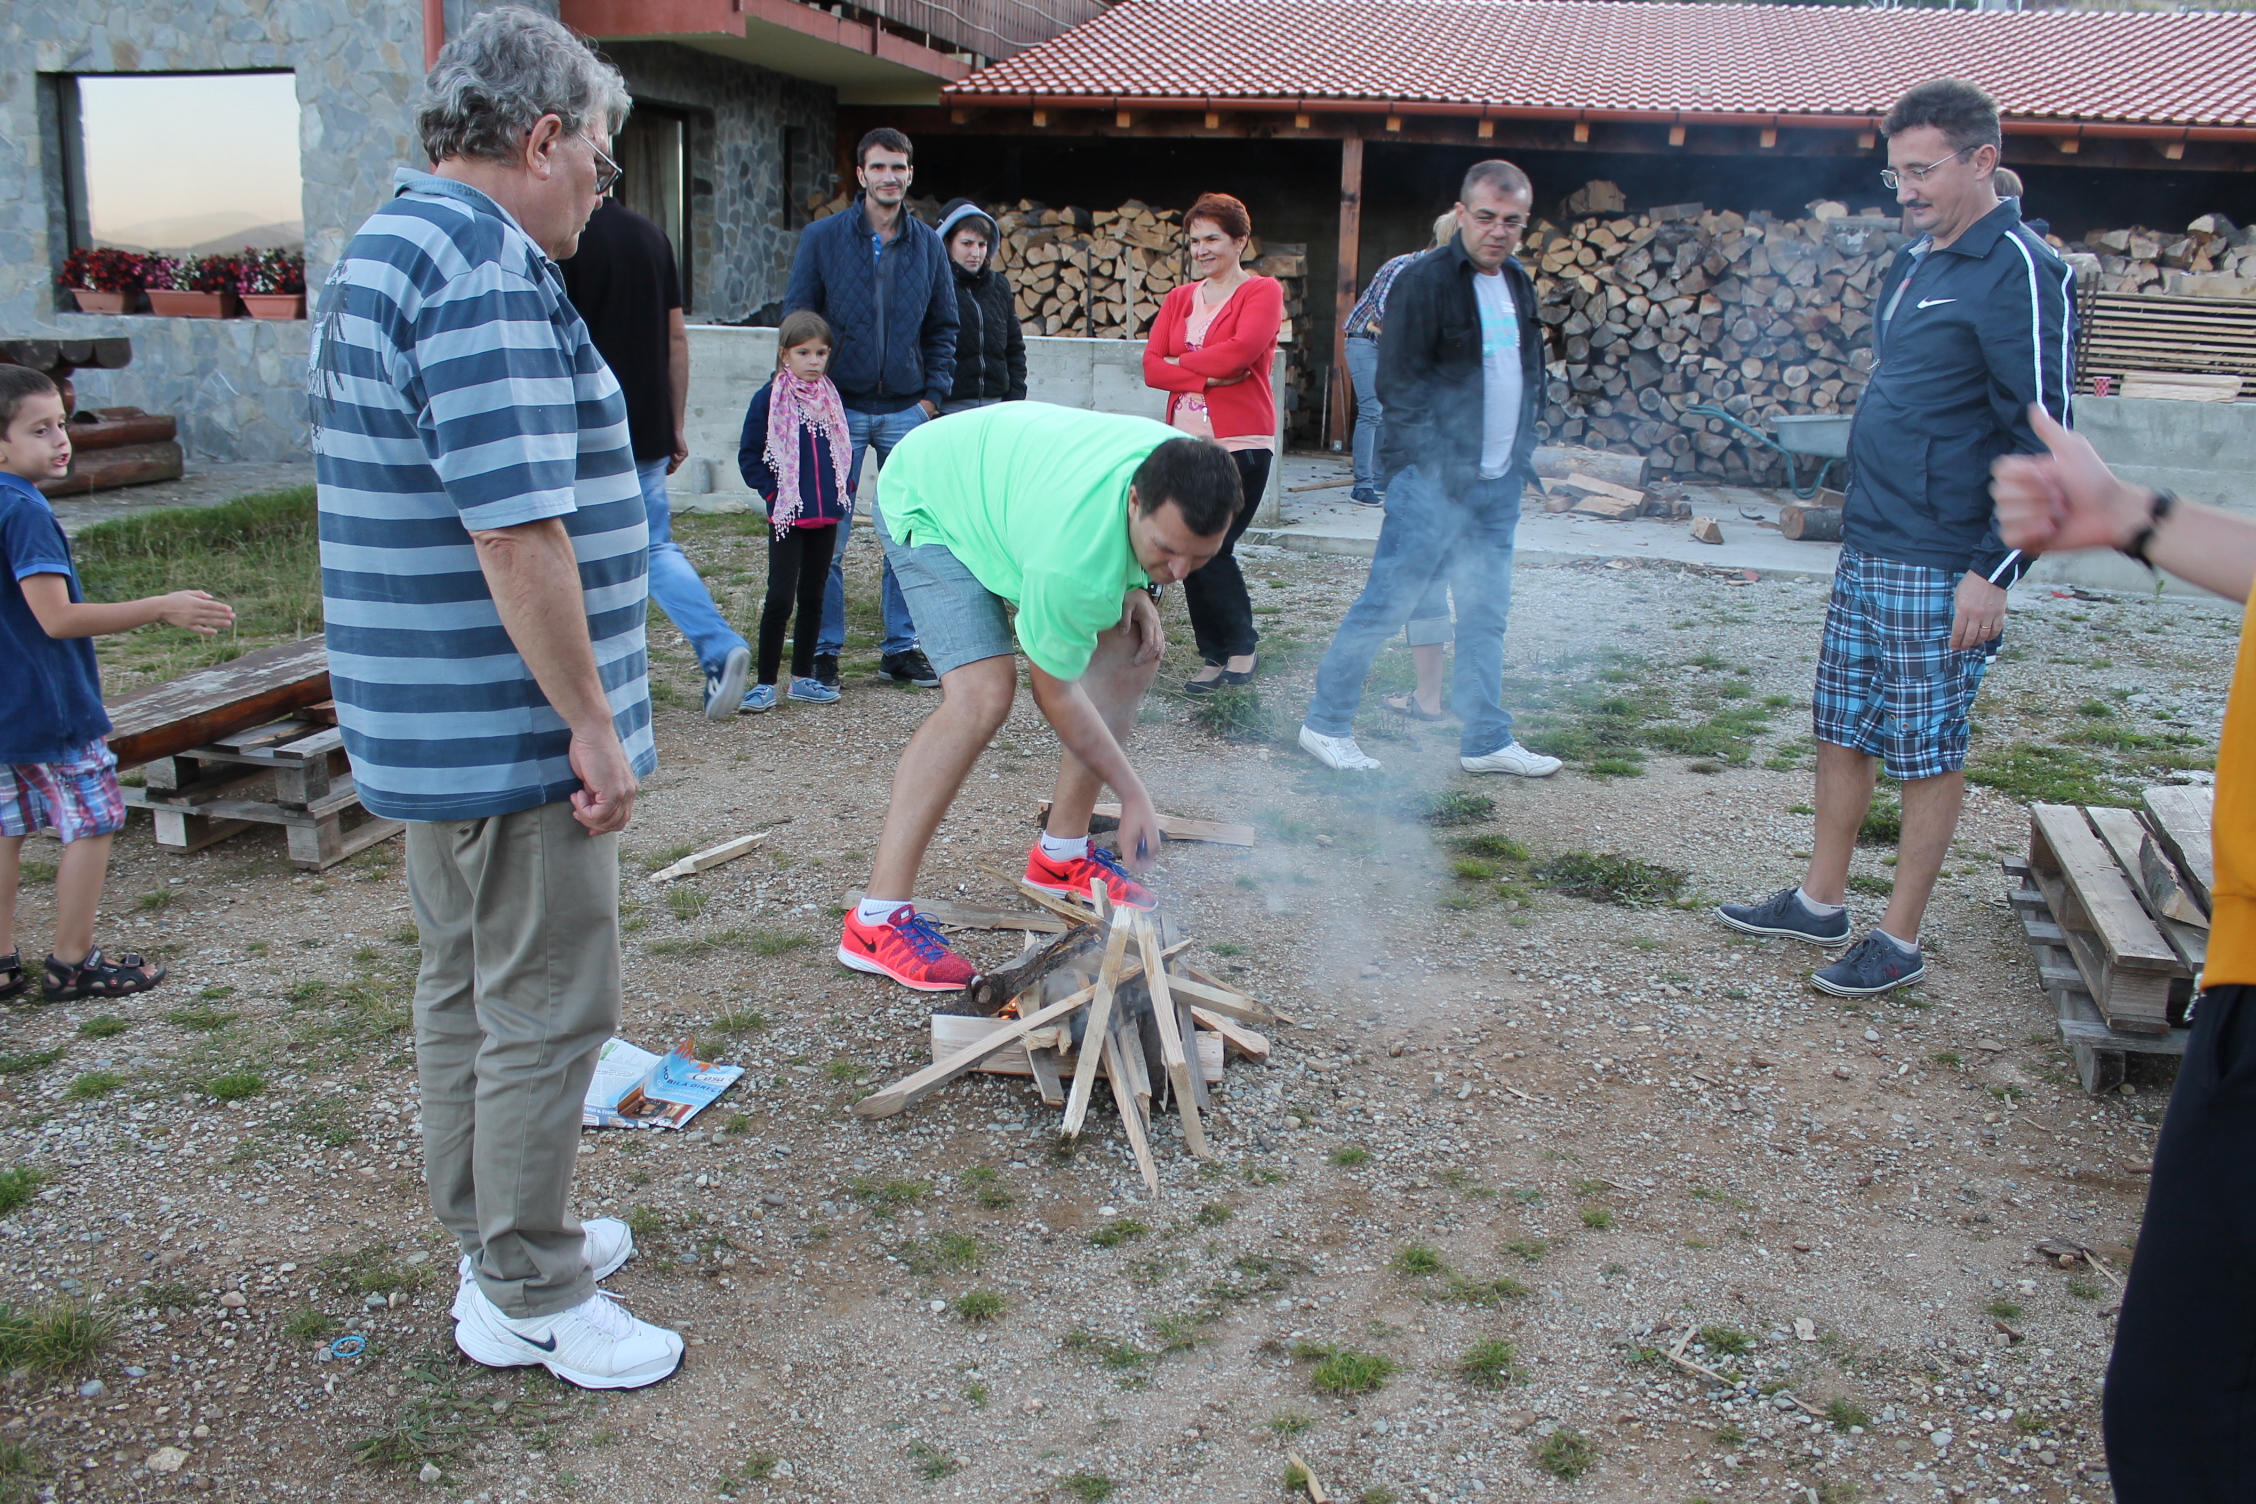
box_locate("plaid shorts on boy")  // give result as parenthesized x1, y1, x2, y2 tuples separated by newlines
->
(0, 738, 126, 844)
(1813, 545, 1997, 783)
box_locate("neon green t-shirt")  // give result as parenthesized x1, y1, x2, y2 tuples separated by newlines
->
(878, 402, 1177, 679)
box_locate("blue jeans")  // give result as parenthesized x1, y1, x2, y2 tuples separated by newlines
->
(639, 458, 748, 678)
(1345, 335, 1383, 494)
(1304, 465, 1523, 758)
(817, 405, 924, 660)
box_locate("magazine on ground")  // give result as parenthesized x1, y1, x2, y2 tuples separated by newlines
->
(582, 1037, 744, 1129)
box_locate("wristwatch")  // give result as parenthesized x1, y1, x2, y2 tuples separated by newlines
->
(1143, 583, 1164, 601)
(2119, 489, 2177, 568)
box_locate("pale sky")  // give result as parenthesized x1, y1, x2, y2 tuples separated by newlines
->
(80, 72, 304, 245)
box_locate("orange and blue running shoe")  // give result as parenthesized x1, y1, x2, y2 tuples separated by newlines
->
(837, 904, 977, 991)
(1023, 840, 1155, 911)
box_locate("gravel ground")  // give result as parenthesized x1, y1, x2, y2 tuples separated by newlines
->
(0, 514, 2238, 1504)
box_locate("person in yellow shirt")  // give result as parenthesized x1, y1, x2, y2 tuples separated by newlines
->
(1992, 405, 2256, 1503)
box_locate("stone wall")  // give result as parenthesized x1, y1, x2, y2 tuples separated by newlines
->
(0, 0, 426, 461)
(602, 43, 834, 323)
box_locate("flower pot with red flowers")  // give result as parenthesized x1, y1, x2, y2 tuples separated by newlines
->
(236, 248, 307, 320)
(144, 254, 242, 318)
(58, 247, 148, 314)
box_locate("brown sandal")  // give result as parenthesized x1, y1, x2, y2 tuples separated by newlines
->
(1383, 692, 1448, 722)
(0, 952, 25, 1002)
(41, 948, 166, 1002)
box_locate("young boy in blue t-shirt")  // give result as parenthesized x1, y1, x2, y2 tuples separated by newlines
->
(0, 367, 233, 1002)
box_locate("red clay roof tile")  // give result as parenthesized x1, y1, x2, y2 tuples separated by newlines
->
(944, 0, 2256, 128)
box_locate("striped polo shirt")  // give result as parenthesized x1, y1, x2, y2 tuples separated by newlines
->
(309, 170, 655, 823)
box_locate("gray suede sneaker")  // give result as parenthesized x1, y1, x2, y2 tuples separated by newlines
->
(1716, 886, 1853, 948)
(1811, 932, 1926, 997)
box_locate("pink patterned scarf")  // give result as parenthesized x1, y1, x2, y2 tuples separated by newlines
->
(762, 371, 852, 537)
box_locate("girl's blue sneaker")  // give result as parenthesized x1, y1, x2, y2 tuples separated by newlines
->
(788, 677, 841, 704)
(740, 683, 778, 714)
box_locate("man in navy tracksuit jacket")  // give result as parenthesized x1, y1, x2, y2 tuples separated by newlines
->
(783, 127, 958, 689)
(1720, 78, 2072, 997)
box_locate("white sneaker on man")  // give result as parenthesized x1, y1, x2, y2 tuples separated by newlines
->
(1460, 742, 1563, 777)
(1299, 724, 1382, 772)
(452, 1216, 635, 1323)
(453, 1283, 683, 1390)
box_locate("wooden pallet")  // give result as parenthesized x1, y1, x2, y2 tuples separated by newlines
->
(2079, 291, 2256, 391)
(2002, 855, 2189, 1094)
(2024, 803, 2195, 1034)
(123, 717, 401, 870)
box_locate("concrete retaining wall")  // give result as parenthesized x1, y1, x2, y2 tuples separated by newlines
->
(672, 325, 1285, 522)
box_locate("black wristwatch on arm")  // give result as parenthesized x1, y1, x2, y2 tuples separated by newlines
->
(2119, 490, 2178, 569)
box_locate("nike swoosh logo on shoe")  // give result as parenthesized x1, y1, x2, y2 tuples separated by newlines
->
(857, 935, 880, 953)
(513, 1331, 559, 1353)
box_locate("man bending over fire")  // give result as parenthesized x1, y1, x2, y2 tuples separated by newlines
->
(838, 402, 1242, 990)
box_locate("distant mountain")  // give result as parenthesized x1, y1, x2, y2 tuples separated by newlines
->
(98, 211, 303, 255)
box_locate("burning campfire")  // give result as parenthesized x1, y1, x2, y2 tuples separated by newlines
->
(853, 877, 1278, 1197)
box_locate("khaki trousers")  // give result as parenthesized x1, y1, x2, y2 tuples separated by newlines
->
(406, 800, 620, 1318)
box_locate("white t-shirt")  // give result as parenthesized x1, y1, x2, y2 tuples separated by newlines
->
(1473, 269, 1524, 479)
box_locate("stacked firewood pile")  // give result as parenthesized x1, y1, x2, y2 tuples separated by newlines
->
(2083, 214, 2256, 296)
(1521, 196, 1896, 484)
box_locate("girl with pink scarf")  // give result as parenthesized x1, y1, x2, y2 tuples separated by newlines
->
(736, 311, 854, 711)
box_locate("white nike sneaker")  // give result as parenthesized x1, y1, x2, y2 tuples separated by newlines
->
(1299, 724, 1382, 772)
(1460, 741, 1563, 777)
(452, 1217, 635, 1323)
(453, 1283, 683, 1390)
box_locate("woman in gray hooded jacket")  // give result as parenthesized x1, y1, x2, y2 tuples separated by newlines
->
(935, 199, 1028, 413)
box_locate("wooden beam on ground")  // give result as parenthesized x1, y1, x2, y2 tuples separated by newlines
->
(855, 987, 1092, 1118)
(840, 890, 1069, 934)
(1062, 917, 1133, 1135)
(930, 1013, 1221, 1082)
(979, 864, 1099, 926)
(1179, 999, 1212, 1111)
(1329, 134, 1364, 451)
(650, 830, 768, 884)
(1189, 1006, 1271, 1062)
(1138, 912, 1210, 1159)
(2142, 784, 2214, 914)
(1027, 1044, 1066, 1106)
(1037, 800, 1257, 847)
(105, 636, 331, 769)
(2085, 805, 2208, 971)
(1167, 975, 1278, 1025)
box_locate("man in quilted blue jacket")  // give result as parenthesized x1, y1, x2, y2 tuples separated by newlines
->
(784, 127, 958, 692)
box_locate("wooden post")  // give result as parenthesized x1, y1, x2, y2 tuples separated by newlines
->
(1328, 136, 1364, 452)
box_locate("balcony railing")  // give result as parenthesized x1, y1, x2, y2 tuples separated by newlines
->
(854, 0, 1109, 60)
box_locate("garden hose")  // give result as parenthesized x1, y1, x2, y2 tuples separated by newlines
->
(1682, 404, 1843, 501)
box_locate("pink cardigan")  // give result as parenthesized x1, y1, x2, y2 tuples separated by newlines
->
(1140, 276, 1284, 441)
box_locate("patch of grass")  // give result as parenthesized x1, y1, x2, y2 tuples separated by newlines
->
(64, 1071, 124, 1100)
(205, 1071, 266, 1101)
(1442, 1274, 1528, 1306)
(2066, 1274, 2102, 1300)
(1858, 795, 1902, 845)
(1532, 1428, 1598, 1480)
(1087, 1218, 1149, 1249)
(165, 1005, 236, 1030)
(1503, 1237, 1547, 1262)
(0, 1047, 64, 1077)
(1845, 874, 1895, 897)
(959, 1164, 1015, 1208)
(908, 1440, 957, 1481)
(283, 1307, 340, 1343)
(0, 1300, 115, 1373)
(665, 887, 709, 922)
(75, 1015, 128, 1039)
(1328, 1144, 1370, 1167)
(1579, 1206, 1615, 1230)
(1700, 1326, 1753, 1357)
(1059, 1474, 1116, 1502)
(71, 488, 322, 688)
(1264, 1410, 1315, 1436)
(319, 1244, 432, 1298)
(1967, 742, 2123, 807)
(709, 1008, 770, 1037)
(1531, 850, 1686, 906)
(641, 843, 696, 873)
(1984, 1299, 2024, 1321)
(136, 889, 176, 911)
(824, 1059, 864, 1081)
(897, 1231, 982, 1275)
(1303, 1345, 1401, 1397)
(1455, 1338, 1521, 1388)
(1932, 1050, 1963, 1067)
(847, 1177, 929, 1217)
(0, 1168, 45, 1216)
(1193, 1201, 1233, 1227)
(1062, 1327, 1153, 1374)
(287, 1098, 360, 1148)
(1400, 789, 1495, 827)
(1825, 1396, 1871, 1432)
(954, 1289, 1006, 1324)
(1455, 833, 1530, 862)
(1713, 1421, 1746, 1446)
(1392, 1244, 1449, 1277)
(1189, 685, 1280, 743)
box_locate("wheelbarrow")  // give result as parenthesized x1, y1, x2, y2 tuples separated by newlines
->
(1683, 406, 1848, 499)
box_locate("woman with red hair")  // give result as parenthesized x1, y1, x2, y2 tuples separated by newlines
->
(1142, 192, 1284, 695)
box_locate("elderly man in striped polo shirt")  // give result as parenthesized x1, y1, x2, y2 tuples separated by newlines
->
(309, 7, 679, 1389)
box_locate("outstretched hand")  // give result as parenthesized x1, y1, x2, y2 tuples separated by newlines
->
(157, 591, 236, 636)
(1991, 404, 2147, 555)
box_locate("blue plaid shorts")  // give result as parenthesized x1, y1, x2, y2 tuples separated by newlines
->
(1813, 546, 1997, 783)
(0, 738, 126, 844)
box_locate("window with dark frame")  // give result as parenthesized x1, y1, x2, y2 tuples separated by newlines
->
(617, 105, 692, 311)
